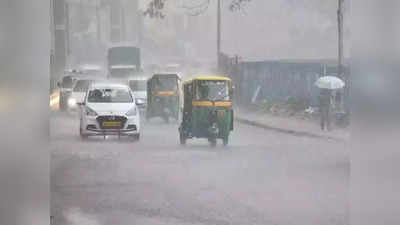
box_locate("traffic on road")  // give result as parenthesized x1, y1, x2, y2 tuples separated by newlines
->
(49, 1, 350, 225)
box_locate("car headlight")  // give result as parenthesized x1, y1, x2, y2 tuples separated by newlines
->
(135, 98, 145, 105)
(68, 98, 77, 107)
(126, 107, 137, 116)
(85, 106, 97, 116)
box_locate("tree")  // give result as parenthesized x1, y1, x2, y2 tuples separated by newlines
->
(143, 0, 252, 70)
(143, 0, 252, 18)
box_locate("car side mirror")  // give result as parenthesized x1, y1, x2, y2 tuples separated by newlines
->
(77, 102, 85, 106)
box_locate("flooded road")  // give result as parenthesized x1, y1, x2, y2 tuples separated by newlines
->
(51, 112, 348, 225)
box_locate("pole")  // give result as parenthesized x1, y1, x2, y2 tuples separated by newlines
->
(96, 0, 101, 43)
(217, 0, 221, 71)
(337, 0, 344, 78)
(338, 0, 348, 118)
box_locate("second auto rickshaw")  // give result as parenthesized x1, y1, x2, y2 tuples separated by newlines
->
(179, 76, 234, 147)
(146, 73, 181, 122)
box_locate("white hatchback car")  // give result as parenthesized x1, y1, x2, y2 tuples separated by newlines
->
(79, 83, 140, 140)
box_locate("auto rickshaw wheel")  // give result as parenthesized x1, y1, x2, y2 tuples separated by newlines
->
(209, 138, 217, 147)
(179, 133, 186, 145)
(223, 136, 229, 146)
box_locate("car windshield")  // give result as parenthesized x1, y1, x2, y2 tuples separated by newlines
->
(87, 88, 133, 103)
(129, 80, 146, 92)
(152, 76, 177, 91)
(196, 80, 230, 101)
(81, 69, 101, 76)
(73, 80, 93, 92)
(62, 76, 74, 88)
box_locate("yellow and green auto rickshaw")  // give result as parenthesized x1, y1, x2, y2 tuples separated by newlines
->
(146, 73, 181, 123)
(179, 75, 234, 147)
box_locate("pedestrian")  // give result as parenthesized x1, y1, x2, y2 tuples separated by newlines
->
(319, 89, 333, 131)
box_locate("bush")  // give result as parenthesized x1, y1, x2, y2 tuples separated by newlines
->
(286, 97, 307, 112)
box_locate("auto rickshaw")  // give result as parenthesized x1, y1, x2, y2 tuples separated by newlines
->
(179, 76, 234, 147)
(146, 73, 181, 122)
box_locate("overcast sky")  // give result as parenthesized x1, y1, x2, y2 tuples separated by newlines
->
(140, 0, 350, 61)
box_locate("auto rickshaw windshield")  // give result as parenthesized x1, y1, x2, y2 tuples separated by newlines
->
(153, 76, 178, 91)
(196, 80, 230, 101)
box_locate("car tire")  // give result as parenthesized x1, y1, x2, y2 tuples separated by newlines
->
(79, 122, 88, 140)
(59, 96, 67, 111)
(131, 134, 140, 142)
(80, 128, 88, 140)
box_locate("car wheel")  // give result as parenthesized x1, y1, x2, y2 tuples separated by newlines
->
(79, 122, 88, 140)
(59, 96, 67, 111)
(79, 128, 88, 140)
(131, 134, 140, 142)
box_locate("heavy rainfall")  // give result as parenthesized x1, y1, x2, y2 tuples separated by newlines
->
(49, 1, 349, 225)
(6, 1, 400, 225)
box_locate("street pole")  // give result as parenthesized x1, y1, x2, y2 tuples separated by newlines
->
(96, 0, 101, 43)
(337, 0, 344, 78)
(217, 0, 221, 71)
(337, 0, 348, 117)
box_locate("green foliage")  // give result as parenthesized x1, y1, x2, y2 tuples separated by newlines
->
(286, 97, 307, 112)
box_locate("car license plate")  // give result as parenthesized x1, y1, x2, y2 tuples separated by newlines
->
(103, 121, 121, 127)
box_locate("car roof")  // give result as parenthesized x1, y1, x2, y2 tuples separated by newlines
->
(75, 76, 104, 81)
(89, 82, 130, 90)
(152, 73, 182, 79)
(128, 77, 148, 81)
(80, 64, 102, 71)
(184, 75, 231, 84)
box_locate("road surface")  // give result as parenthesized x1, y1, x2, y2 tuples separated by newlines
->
(51, 112, 349, 225)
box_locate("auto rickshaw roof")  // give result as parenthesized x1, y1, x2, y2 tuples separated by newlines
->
(184, 75, 231, 84)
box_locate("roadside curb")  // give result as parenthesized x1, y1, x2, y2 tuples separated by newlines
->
(235, 117, 347, 142)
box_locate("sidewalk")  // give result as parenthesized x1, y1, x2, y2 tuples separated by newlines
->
(235, 107, 350, 141)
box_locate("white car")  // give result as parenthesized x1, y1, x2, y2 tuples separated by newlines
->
(79, 83, 141, 140)
(68, 78, 95, 110)
(128, 77, 147, 112)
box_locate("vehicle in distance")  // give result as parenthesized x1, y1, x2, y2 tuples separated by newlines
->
(146, 73, 181, 123)
(128, 77, 148, 114)
(107, 45, 141, 79)
(67, 78, 97, 110)
(79, 82, 140, 140)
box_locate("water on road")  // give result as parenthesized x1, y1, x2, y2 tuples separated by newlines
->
(51, 112, 348, 225)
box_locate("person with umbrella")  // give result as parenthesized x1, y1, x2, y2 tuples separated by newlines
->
(315, 76, 345, 131)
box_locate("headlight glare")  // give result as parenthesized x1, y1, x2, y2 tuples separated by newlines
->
(136, 98, 145, 105)
(68, 98, 77, 107)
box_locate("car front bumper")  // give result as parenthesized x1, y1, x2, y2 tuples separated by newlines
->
(82, 115, 140, 136)
(84, 128, 139, 136)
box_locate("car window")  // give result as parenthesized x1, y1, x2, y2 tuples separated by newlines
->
(87, 88, 133, 103)
(62, 76, 73, 88)
(73, 80, 93, 92)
